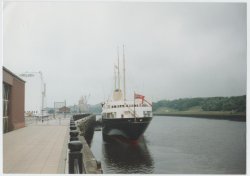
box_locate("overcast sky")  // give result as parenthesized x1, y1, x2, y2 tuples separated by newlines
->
(3, 2, 246, 107)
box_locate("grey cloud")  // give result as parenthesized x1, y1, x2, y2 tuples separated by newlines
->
(3, 2, 246, 106)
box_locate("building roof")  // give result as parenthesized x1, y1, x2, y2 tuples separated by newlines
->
(3, 67, 26, 83)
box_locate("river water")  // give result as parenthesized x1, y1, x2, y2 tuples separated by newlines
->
(90, 116, 246, 174)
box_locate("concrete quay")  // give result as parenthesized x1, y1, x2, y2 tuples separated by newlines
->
(3, 117, 69, 174)
(72, 114, 102, 174)
(78, 134, 102, 174)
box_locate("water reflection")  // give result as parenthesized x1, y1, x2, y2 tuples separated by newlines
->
(102, 136, 154, 174)
(84, 126, 95, 146)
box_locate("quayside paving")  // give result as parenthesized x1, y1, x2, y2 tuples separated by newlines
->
(3, 118, 69, 174)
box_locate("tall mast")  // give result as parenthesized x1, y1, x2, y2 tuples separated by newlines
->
(114, 64, 117, 90)
(117, 46, 120, 90)
(123, 44, 126, 100)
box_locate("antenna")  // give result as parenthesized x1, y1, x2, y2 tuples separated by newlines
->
(114, 64, 117, 90)
(123, 44, 126, 100)
(117, 46, 120, 90)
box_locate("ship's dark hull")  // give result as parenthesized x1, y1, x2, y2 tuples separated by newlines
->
(102, 117, 152, 140)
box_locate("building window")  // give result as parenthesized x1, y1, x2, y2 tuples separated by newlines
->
(3, 83, 11, 133)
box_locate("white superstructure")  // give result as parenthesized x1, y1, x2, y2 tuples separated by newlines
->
(102, 46, 152, 119)
(102, 94, 152, 119)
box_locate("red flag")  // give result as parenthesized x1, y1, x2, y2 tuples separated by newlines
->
(134, 93, 145, 102)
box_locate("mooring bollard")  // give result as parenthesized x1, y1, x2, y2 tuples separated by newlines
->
(70, 130, 79, 141)
(96, 160, 103, 173)
(70, 126, 77, 130)
(70, 122, 76, 125)
(68, 141, 83, 174)
(96, 160, 102, 169)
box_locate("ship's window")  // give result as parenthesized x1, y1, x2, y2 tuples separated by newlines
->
(143, 111, 152, 117)
(125, 111, 130, 115)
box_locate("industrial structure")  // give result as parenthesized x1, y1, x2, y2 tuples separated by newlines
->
(19, 71, 47, 117)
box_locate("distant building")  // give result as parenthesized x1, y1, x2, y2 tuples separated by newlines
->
(70, 104, 78, 113)
(3, 67, 25, 133)
(79, 96, 89, 113)
(58, 106, 70, 113)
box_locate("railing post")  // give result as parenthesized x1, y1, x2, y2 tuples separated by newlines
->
(68, 141, 83, 174)
(70, 130, 79, 141)
(96, 160, 103, 173)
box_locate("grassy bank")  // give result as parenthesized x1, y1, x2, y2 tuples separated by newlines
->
(153, 106, 246, 121)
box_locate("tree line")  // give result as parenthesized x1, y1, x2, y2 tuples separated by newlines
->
(152, 95, 246, 112)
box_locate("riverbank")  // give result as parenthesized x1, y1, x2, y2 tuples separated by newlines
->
(90, 115, 246, 174)
(153, 112, 246, 121)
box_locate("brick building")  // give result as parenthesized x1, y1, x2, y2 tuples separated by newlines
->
(3, 67, 25, 133)
(59, 106, 70, 113)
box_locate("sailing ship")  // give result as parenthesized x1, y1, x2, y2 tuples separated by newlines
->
(101, 46, 153, 140)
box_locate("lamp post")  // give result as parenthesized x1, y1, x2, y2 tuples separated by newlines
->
(19, 71, 46, 118)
